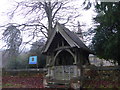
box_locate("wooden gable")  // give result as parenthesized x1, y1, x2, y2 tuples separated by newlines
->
(43, 22, 93, 54)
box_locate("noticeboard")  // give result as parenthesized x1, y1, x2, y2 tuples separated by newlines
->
(29, 56, 37, 64)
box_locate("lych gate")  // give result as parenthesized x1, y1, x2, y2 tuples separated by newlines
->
(42, 22, 93, 89)
(54, 50, 74, 66)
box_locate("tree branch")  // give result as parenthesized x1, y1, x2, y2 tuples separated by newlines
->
(52, 3, 63, 20)
(51, 2, 58, 10)
(7, 3, 20, 19)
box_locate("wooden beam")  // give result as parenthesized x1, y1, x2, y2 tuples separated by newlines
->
(54, 46, 71, 51)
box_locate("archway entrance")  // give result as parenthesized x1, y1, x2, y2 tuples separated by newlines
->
(55, 50, 74, 66)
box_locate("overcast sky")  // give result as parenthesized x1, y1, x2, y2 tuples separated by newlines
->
(0, 0, 97, 50)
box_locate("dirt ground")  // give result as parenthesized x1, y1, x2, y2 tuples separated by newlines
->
(2, 73, 120, 89)
(2, 75, 44, 88)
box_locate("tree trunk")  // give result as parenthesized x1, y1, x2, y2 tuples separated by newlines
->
(44, 2, 53, 38)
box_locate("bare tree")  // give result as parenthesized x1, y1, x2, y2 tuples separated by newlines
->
(6, 0, 87, 38)
(0, 0, 94, 52)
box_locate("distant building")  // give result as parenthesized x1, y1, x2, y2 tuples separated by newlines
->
(89, 54, 117, 66)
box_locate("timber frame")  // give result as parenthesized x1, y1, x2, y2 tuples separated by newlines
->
(42, 22, 93, 89)
(43, 22, 92, 67)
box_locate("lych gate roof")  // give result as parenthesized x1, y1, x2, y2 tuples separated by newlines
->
(43, 22, 93, 54)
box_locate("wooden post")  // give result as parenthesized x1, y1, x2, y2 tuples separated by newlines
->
(62, 66, 65, 80)
(79, 50, 84, 88)
(48, 68, 50, 76)
(73, 49, 77, 77)
(74, 66, 77, 77)
(69, 66, 71, 80)
(78, 68, 81, 76)
(74, 49, 77, 65)
(80, 64, 84, 88)
(51, 69, 54, 78)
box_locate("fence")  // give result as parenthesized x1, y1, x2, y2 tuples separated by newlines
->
(2, 68, 47, 76)
(83, 66, 120, 81)
(81, 66, 120, 88)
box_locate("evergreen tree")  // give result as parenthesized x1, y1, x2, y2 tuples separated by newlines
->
(92, 2, 120, 65)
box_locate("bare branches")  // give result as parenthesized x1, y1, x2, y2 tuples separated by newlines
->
(51, 2, 58, 10)
(0, 0, 90, 52)
(7, 2, 20, 19)
(39, 27, 48, 38)
(52, 3, 63, 20)
(5, 0, 83, 34)
(62, 16, 70, 25)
